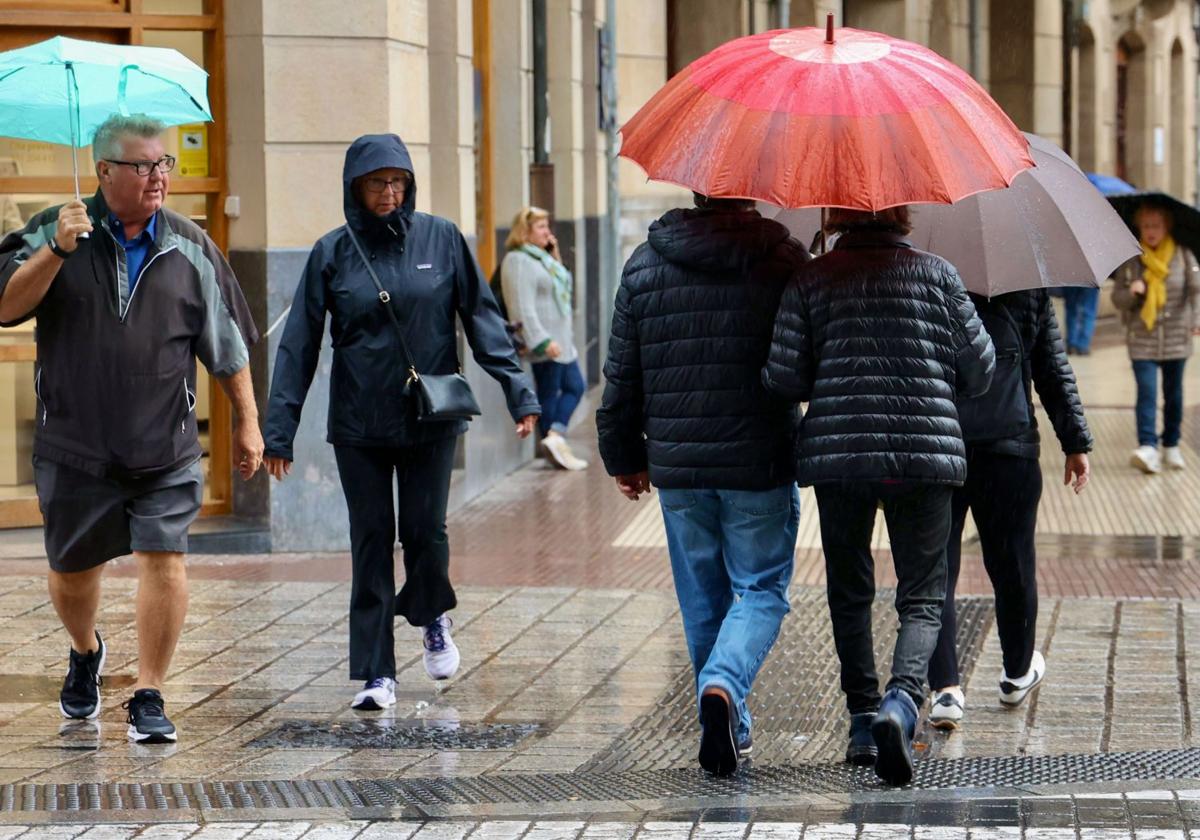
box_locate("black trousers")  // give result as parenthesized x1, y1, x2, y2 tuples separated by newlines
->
(927, 449, 1042, 689)
(815, 481, 953, 714)
(334, 439, 458, 681)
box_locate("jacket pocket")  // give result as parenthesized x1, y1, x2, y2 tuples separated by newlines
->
(107, 370, 195, 470)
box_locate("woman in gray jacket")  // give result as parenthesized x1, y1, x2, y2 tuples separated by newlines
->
(501, 207, 587, 470)
(1112, 203, 1200, 474)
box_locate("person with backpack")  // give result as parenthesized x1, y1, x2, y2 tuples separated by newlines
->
(500, 207, 587, 470)
(263, 134, 540, 711)
(926, 288, 1092, 730)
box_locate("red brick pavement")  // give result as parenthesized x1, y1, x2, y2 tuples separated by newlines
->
(3, 406, 1196, 599)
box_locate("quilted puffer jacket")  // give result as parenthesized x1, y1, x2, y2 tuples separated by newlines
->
(596, 205, 809, 490)
(763, 230, 995, 486)
(970, 290, 1093, 460)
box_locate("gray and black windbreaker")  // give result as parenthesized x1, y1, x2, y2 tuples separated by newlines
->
(0, 190, 259, 478)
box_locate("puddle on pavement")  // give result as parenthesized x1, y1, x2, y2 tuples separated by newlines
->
(0, 673, 136, 703)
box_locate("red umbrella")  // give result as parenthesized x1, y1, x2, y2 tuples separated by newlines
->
(620, 17, 1033, 210)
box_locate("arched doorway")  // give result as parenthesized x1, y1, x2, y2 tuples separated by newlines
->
(1116, 34, 1147, 186)
(1076, 23, 1097, 171)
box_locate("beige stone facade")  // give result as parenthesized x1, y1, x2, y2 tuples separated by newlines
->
(615, 0, 1198, 250)
(0, 0, 1192, 545)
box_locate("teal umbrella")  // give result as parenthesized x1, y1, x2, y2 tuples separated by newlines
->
(0, 36, 211, 199)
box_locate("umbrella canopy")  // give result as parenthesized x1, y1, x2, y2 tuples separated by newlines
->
(620, 18, 1033, 210)
(1086, 172, 1137, 196)
(1106, 191, 1200, 262)
(0, 36, 210, 147)
(0, 36, 211, 199)
(763, 134, 1140, 296)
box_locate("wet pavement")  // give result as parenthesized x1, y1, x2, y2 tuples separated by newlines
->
(0, 343, 1198, 835)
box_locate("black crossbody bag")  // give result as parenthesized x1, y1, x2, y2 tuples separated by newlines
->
(345, 226, 482, 423)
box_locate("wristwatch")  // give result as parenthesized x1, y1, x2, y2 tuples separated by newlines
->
(47, 237, 72, 259)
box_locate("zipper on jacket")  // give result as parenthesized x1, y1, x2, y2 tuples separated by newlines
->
(102, 224, 177, 322)
(182, 377, 196, 434)
(35, 369, 45, 425)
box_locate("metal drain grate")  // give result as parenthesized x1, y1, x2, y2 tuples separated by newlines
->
(585, 591, 996, 772)
(247, 720, 541, 751)
(2, 748, 1198, 814)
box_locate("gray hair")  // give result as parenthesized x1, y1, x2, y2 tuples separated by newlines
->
(91, 114, 166, 163)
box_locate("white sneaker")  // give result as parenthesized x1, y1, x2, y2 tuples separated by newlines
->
(999, 651, 1046, 708)
(1131, 445, 1162, 474)
(423, 615, 460, 681)
(541, 434, 575, 469)
(1164, 446, 1186, 471)
(928, 687, 965, 730)
(351, 677, 396, 710)
(564, 450, 589, 471)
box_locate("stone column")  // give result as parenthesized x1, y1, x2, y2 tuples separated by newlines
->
(225, 0, 436, 551)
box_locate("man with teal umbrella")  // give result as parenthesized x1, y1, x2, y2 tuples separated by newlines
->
(0, 55, 262, 742)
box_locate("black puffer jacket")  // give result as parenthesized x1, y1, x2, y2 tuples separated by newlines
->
(763, 230, 995, 486)
(968, 290, 1093, 459)
(264, 134, 538, 459)
(596, 206, 809, 490)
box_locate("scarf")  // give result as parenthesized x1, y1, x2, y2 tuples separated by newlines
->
(520, 244, 573, 317)
(1138, 235, 1175, 332)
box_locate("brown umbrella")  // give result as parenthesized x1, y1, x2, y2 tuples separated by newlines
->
(765, 133, 1140, 296)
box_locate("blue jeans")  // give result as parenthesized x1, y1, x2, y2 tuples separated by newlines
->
(531, 359, 585, 438)
(658, 484, 800, 742)
(1062, 287, 1100, 352)
(1133, 358, 1187, 447)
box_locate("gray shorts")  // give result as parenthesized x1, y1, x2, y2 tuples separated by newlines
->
(33, 456, 204, 573)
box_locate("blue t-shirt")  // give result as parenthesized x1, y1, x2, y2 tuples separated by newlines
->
(107, 212, 157, 295)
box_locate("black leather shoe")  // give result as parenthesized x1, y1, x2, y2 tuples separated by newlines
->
(60, 632, 105, 720)
(871, 688, 918, 786)
(698, 690, 738, 776)
(846, 711, 878, 765)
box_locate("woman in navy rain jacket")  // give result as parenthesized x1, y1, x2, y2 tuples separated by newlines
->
(263, 134, 539, 711)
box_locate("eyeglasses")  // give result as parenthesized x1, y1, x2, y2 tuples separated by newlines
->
(103, 156, 176, 176)
(363, 176, 408, 194)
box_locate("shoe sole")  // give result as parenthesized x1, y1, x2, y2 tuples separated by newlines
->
(845, 745, 878, 766)
(928, 716, 961, 731)
(351, 696, 397, 711)
(60, 640, 107, 721)
(871, 714, 914, 786)
(126, 725, 177, 744)
(698, 693, 738, 776)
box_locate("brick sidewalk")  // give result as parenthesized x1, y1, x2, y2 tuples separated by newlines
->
(0, 347, 1197, 829)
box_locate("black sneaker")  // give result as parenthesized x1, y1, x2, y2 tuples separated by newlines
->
(123, 689, 177, 743)
(60, 631, 105, 720)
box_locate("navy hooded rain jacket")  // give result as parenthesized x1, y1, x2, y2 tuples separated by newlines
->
(264, 134, 539, 459)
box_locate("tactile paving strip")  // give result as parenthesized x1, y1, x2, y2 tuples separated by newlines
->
(584, 590, 996, 772)
(1, 748, 1198, 814)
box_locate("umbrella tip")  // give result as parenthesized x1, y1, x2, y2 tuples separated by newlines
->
(825, 12, 835, 44)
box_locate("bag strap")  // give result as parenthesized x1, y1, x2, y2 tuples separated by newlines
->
(345, 225, 419, 385)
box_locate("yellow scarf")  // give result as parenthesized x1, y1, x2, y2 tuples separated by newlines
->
(1139, 235, 1174, 332)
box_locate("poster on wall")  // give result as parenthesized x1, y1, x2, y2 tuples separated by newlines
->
(178, 123, 208, 177)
